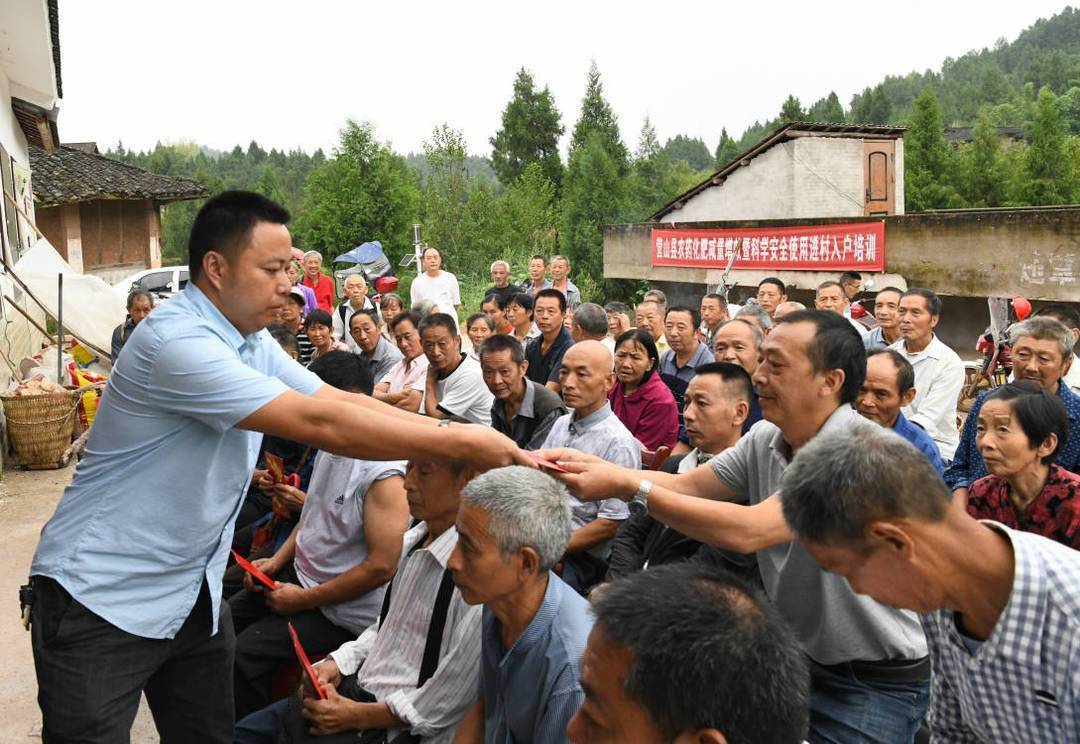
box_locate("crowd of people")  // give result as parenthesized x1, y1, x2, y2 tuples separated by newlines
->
(34, 190, 1080, 744)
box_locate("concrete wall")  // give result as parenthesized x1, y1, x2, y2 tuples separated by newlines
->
(663, 136, 877, 223)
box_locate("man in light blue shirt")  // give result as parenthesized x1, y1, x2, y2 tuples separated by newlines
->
(28, 191, 523, 744)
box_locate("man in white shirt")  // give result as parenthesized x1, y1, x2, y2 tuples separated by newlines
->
(410, 246, 461, 327)
(420, 314, 494, 426)
(332, 274, 377, 353)
(889, 288, 964, 463)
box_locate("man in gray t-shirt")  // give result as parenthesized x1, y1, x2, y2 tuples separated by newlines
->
(542, 311, 931, 744)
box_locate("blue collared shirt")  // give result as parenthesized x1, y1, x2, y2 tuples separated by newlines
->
(893, 411, 944, 475)
(945, 382, 1080, 490)
(659, 342, 715, 442)
(31, 284, 322, 639)
(480, 573, 592, 743)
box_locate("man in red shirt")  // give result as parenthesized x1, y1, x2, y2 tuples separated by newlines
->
(301, 250, 335, 312)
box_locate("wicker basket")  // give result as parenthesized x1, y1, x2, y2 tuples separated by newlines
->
(1, 390, 80, 469)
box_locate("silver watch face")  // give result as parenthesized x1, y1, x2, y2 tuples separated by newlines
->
(628, 499, 647, 516)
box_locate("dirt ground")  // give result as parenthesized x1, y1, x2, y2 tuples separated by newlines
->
(2, 462, 157, 742)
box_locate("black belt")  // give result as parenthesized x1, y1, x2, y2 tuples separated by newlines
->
(813, 656, 931, 685)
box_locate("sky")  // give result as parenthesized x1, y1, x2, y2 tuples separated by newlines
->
(57, 1, 1072, 158)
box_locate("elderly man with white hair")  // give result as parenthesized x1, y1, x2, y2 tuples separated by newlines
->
(483, 260, 516, 306)
(332, 274, 378, 353)
(301, 250, 335, 312)
(448, 466, 592, 744)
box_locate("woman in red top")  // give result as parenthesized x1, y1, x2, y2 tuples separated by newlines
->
(607, 328, 680, 451)
(968, 380, 1080, 549)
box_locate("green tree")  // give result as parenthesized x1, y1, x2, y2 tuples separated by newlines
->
(503, 161, 559, 259)
(489, 67, 565, 189)
(1021, 86, 1074, 204)
(904, 87, 962, 210)
(851, 84, 893, 124)
(779, 95, 805, 124)
(419, 124, 470, 258)
(958, 108, 1006, 206)
(808, 91, 845, 123)
(714, 127, 740, 166)
(570, 60, 629, 172)
(293, 120, 419, 257)
(631, 117, 673, 217)
(662, 134, 713, 171)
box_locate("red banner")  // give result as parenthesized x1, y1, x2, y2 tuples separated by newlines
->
(650, 222, 885, 272)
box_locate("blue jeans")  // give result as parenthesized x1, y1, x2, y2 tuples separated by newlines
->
(235, 698, 291, 744)
(808, 661, 930, 744)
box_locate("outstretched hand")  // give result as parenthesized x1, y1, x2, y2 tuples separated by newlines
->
(534, 448, 639, 502)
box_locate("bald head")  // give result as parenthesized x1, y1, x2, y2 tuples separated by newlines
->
(559, 340, 615, 417)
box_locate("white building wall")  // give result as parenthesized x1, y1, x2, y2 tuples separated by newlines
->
(662, 145, 796, 223)
(791, 137, 865, 217)
(0, 69, 29, 167)
(894, 138, 905, 215)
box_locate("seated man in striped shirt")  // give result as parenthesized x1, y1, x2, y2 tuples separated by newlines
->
(234, 458, 482, 744)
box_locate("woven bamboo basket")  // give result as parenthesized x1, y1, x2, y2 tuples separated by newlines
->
(1, 390, 80, 469)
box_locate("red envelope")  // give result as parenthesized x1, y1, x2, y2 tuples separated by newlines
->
(231, 549, 278, 591)
(289, 622, 327, 700)
(527, 451, 569, 473)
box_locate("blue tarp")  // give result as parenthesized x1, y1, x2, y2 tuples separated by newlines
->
(333, 241, 384, 265)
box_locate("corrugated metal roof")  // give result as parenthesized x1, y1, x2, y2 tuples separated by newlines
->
(650, 121, 907, 221)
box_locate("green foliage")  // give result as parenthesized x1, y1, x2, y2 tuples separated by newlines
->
(779, 95, 805, 124)
(850, 83, 893, 124)
(570, 61, 629, 172)
(904, 88, 963, 210)
(662, 134, 713, 171)
(291, 120, 419, 258)
(714, 127, 740, 167)
(489, 68, 565, 189)
(1021, 86, 1075, 204)
(956, 108, 1006, 207)
(807, 92, 845, 123)
(502, 162, 559, 260)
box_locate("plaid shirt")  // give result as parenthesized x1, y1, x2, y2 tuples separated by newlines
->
(967, 465, 1080, 550)
(922, 524, 1080, 741)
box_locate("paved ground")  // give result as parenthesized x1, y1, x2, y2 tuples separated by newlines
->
(2, 463, 157, 742)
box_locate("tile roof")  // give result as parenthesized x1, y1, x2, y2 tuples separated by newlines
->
(29, 145, 208, 207)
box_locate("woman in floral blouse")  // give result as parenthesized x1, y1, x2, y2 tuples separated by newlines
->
(968, 380, 1080, 549)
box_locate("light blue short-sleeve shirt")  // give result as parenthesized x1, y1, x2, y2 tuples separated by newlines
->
(31, 284, 322, 639)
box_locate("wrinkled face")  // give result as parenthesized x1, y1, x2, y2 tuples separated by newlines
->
(392, 319, 423, 360)
(306, 321, 333, 351)
(1011, 335, 1069, 390)
(468, 318, 493, 350)
(302, 254, 322, 280)
(129, 295, 153, 324)
(713, 322, 759, 375)
(279, 299, 303, 330)
(873, 290, 902, 330)
(856, 354, 904, 427)
(490, 264, 510, 287)
(976, 398, 1047, 479)
(550, 258, 569, 282)
(753, 321, 823, 427)
(664, 310, 697, 353)
(381, 298, 403, 326)
(285, 262, 300, 284)
(507, 301, 532, 330)
(756, 282, 786, 314)
(635, 302, 665, 341)
(350, 314, 382, 354)
(897, 295, 937, 343)
(684, 374, 742, 453)
(448, 503, 522, 606)
(560, 345, 613, 412)
(529, 258, 547, 281)
(403, 460, 463, 525)
(210, 221, 294, 336)
(803, 538, 938, 613)
(344, 276, 367, 303)
(607, 311, 630, 338)
(421, 324, 461, 372)
(614, 340, 652, 387)
(534, 296, 565, 335)
(567, 625, 665, 744)
(699, 297, 726, 327)
(481, 348, 526, 400)
(422, 248, 442, 273)
(815, 285, 847, 315)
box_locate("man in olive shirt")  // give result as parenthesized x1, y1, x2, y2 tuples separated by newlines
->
(480, 335, 566, 450)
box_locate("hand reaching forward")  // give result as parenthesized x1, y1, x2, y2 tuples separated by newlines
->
(534, 448, 639, 503)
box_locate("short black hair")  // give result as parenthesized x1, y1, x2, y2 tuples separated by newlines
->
(507, 292, 534, 314)
(466, 312, 495, 332)
(665, 305, 701, 329)
(758, 277, 786, 294)
(839, 271, 862, 284)
(530, 254, 547, 265)
(593, 563, 809, 743)
(776, 310, 866, 405)
(481, 292, 509, 311)
(816, 280, 843, 296)
(187, 190, 290, 283)
(984, 381, 1069, 464)
(702, 292, 726, 305)
(1034, 303, 1080, 331)
(604, 301, 628, 315)
(349, 308, 381, 329)
(693, 361, 753, 404)
(418, 312, 458, 337)
(615, 328, 660, 387)
(479, 333, 526, 365)
(266, 323, 299, 358)
(534, 287, 567, 314)
(303, 308, 333, 330)
(126, 289, 153, 309)
(875, 286, 904, 300)
(389, 309, 422, 333)
(902, 287, 942, 316)
(572, 303, 609, 337)
(867, 348, 915, 395)
(307, 350, 374, 395)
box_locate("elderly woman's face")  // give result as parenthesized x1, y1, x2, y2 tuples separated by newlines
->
(306, 322, 333, 351)
(302, 255, 322, 279)
(976, 399, 1048, 479)
(1011, 335, 1069, 391)
(286, 263, 299, 284)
